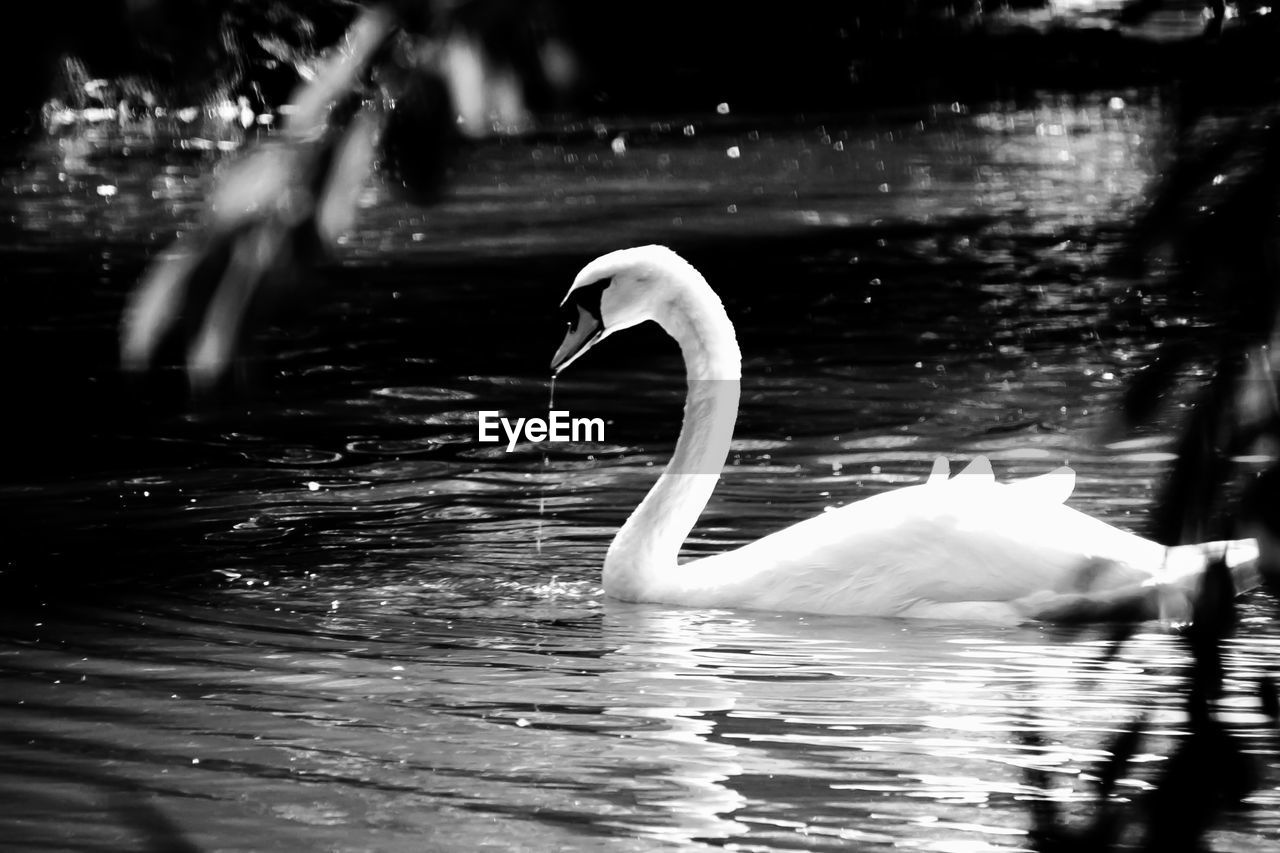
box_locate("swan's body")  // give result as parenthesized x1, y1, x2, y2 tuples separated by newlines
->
(551, 245, 1259, 622)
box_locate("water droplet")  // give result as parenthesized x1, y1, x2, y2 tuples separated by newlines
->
(726, 146, 741, 159)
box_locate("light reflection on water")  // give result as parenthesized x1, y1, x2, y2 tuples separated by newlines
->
(3, 97, 1280, 851)
(5, 97, 1157, 255)
(7, 591, 1280, 851)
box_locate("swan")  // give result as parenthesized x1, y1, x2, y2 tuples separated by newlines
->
(550, 244, 1261, 622)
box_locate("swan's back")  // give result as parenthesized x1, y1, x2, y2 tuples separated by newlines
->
(663, 458, 1168, 617)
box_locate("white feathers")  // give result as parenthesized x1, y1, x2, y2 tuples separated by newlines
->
(927, 455, 1073, 505)
(955, 455, 994, 483)
(1003, 465, 1076, 505)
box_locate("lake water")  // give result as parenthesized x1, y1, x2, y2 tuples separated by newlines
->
(3, 95, 1279, 851)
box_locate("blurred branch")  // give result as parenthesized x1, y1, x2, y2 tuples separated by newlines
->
(1026, 559, 1264, 852)
(1118, 37, 1280, 542)
(120, 4, 396, 391)
(118, 0, 573, 392)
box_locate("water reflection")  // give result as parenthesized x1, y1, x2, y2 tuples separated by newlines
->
(6, 587, 1279, 851)
(7, 96, 1159, 257)
(2, 97, 1279, 850)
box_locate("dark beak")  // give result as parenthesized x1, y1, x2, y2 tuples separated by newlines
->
(551, 303, 604, 373)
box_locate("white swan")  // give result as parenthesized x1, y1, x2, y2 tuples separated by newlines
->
(550, 245, 1260, 622)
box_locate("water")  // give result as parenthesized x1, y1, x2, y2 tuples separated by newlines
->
(3, 96, 1280, 851)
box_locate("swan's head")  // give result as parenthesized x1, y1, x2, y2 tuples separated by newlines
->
(551, 245, 701, 373)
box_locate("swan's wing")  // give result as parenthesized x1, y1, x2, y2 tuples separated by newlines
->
(927, 457, 950, 484)
(671, 457, 1167, 619)
(1003, 465, 1075, 504)
(955, 455, 994, 482)
(702, 494, 1091, 615)
(688, 465, 1164, 615)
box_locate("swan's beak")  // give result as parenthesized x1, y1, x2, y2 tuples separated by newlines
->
(551, 303, 604, 373)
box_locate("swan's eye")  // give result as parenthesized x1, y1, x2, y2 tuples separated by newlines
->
(564, 300, 585, 332)
(563, 277, 610, 328)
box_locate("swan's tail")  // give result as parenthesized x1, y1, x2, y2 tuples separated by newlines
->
(1150, 539, 1260, 623)
(1017, 538, 1261, 624)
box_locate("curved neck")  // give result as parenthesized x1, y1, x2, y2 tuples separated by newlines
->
(603, 277, 741, 601)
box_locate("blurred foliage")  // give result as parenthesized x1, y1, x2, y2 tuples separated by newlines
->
(4, 1, 351, 135)
(117, 0, 573, 389)
(1076, 9, 1280, 841)
(1025, 559, 1273, 852)
(1116, 7, 1280, 546)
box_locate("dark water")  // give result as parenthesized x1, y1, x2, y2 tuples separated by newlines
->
(3, 97, 1280, 851)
